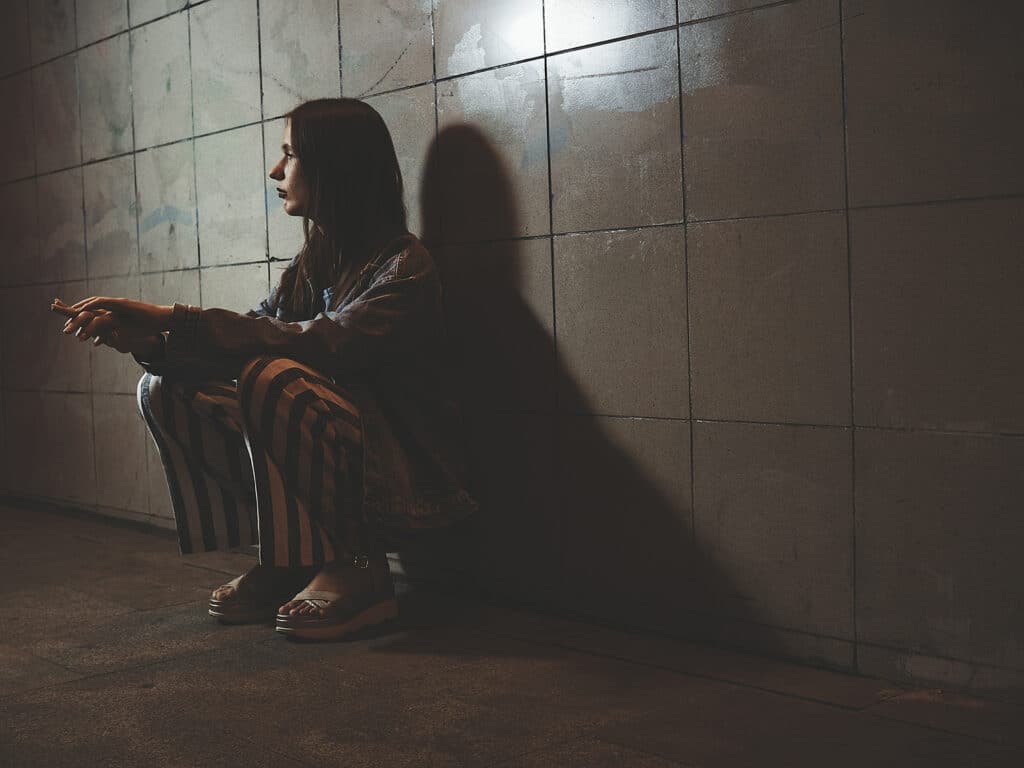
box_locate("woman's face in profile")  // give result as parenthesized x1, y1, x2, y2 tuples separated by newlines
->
(269, 119, 311, 218)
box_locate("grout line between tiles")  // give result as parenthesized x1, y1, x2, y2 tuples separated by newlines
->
(342, 0, 350, 96)
(837, 0, 860, 675)
(70, 0, 101, 513)
(187, 5, 202, 303)
(256, 0, 270, 264)
(675, 4, 697, 545)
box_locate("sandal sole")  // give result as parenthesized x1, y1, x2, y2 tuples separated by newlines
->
(274, 598, 399, 640)
(208, 605, 278, 624)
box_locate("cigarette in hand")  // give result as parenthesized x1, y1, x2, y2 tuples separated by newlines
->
(51, 298, 80, 318)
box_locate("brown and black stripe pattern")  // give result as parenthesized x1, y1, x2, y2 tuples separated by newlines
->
(137, 356, 364, 567)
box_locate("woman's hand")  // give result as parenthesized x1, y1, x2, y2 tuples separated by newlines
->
(52, 305, 161, 357)
(63, 297, 174, 336)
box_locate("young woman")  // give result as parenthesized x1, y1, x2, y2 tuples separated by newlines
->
(52, 98, 478, 641)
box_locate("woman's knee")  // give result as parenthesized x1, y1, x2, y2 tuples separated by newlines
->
(236, 356, 328, 425)
(137, 371, 174, 433)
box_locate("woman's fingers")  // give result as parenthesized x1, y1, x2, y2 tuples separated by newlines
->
(69, 296, 125, 314)
(62, 311, 112, 341)
(62, 309, 95, 336)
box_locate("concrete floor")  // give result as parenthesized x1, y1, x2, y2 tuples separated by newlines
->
(0, 502, 1021, 767)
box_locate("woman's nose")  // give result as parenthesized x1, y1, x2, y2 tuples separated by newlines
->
(269, 161, 284, 180)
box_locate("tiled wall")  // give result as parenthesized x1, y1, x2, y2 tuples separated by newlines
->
(0, 0, 1021, 694)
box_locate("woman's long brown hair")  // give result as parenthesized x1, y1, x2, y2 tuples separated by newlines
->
(273, 98, 408, 317)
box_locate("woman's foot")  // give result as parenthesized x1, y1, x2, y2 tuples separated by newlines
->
(277, 554, 391, 618)
(208, 563, 318, 624)
(275, 554, 397, 640)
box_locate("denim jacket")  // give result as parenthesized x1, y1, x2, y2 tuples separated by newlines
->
(134, 233, 479, 541)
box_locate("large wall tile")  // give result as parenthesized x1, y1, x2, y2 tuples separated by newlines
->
(464, 413, 560, 598)
(693, 421, 853, 638)
(679, 0, 844, 220)
(4, 281, 91, 391)
(851, 200, 1024, 433)
(689, 212, 850, 425)
(434, 0, 543, 78)
(200, 262, 269, 312)
(856, 429, 1024, 670)
(79, 32, 133, 162)
(84, 155, 138, 278)
(365, 83, 435, 238)
(130, 0, 188, 26)
(339, 0, 433, 97)
(189, 0, 260, 134)
(546, 0, 675, 52)
(549, 31, 682, 232)
(261, 117, 303, 262)
(439, 237, 554, 412)
(36, 168, 86, 283)
(678, 0, 777, 22)
(0, 179, 39, 286)
(32, 55, 80, 173)
(94, 393, 149, 511)
(560, 416, 692, 628)
(88, 274, 142, 394)
(0, 72, 34, 181)
(844, 0, 1024, 206)
(259, 0, 340, 118)
(136, 141, 198, 272)
(437, 61, 548, 241)
(45, 392, 97, 503)
(29, 0, 75, 64)
(194, 124, 266, 266)
(131, 12, 192, 149)
(77, 0, 129, 46)
(554, 226, 687, 418)
(140, 266, 200, 308)
(5, 391, 95, 502)
(0, 0, 31, 76)
(1, 390, 36, 496)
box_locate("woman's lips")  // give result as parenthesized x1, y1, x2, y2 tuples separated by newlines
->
(276, 189, 286, 198)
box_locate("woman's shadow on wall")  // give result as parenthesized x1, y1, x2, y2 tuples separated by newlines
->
(395, 124, 759, 649)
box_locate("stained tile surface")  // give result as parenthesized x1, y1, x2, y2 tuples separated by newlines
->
(136, 141, 199, 272)
(194, 125, 267, 266)
(340, 0, 433, 97)
(851, 200, 1024, 433)
(844, 0, 1024, 205)
(79, 33, 133, 162)
(32, 54, 81, 174)
(83, 155, 138, 278)
(679, 0, 845, 219)
(437, 60, 549, 240)
(546, 0, 675, 51)
(36, 168, 86, 284)
(856, 429, 1024, 671)
(0, 72, 35, 181)
(688, 212, 850, 424)
(77, 0, 129, 46)
(259, 0, 341, 118)
(549, 30, 682, 232)
(131, 13, 192, 149)
(554, 226, 688, 418)
(190, 0, 261, 134)
(434, 0, 544, 77)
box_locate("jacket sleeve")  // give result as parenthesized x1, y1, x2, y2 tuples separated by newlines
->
(141, 244, 437, 381)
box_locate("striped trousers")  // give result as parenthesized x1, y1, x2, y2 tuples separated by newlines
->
(136, 356, 366, 568)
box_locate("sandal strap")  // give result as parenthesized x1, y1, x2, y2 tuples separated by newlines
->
(224, 573, 245, 589)
(292, 589, 343, 602)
